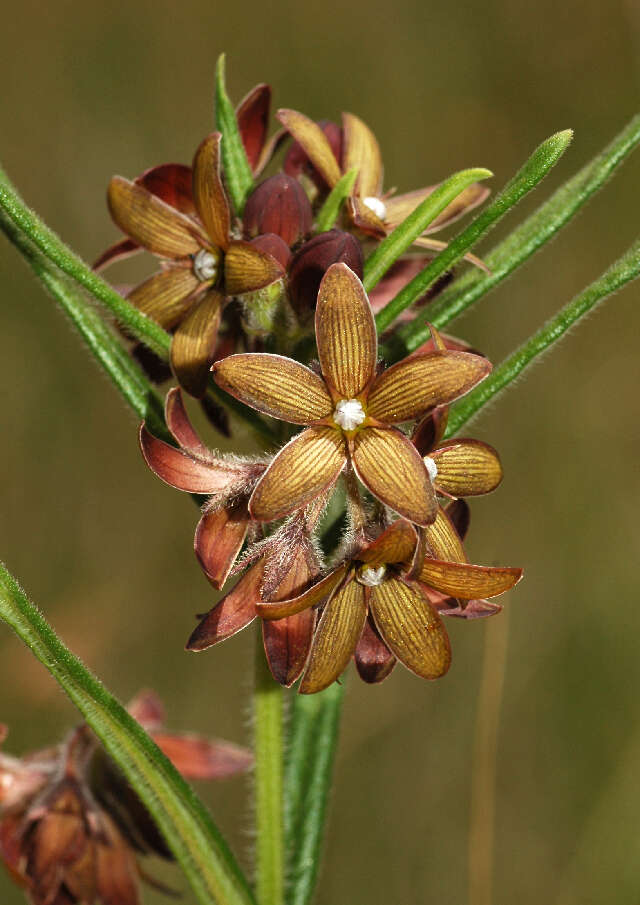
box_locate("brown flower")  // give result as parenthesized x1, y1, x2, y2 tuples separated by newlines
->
(103, 133, 284, 397)
(213, 262, 491, 526)
(257, 519, 522, 693)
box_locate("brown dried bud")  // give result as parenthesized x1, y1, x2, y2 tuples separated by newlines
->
(243, 174, 312, 246)
(288, 230, 364, 317)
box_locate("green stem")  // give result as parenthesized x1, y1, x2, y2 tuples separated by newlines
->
(363, 167, 493, 292)
(377, 130, 573, 340)
(254, 628, 284, 905)
(0, 561, 256, 905)
(315, 168, 358, 232)
(215, 54, 254, 215)
(401, 112, 640, 347)
(445, 235, 640, 437)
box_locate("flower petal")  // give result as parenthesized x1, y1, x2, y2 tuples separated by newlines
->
(359, 520, 417, 567)
(192, 133, 231, 250)
(277, 109, 342, 187)
(107, 176, 203, 257)
(171, 290, 224, 398)
(432, 439, 503, 496)
(165, 387, 206, 454)
(351, 427, 437, 527)
(367, 351, 492, 423)
(418, 559, 523, 599)
(213, 353, 333, 424)
(299, 578, 367, 694)
(249, 427, 346, 522)
(256, 566, 347, 620)
(186, 561, 263, 650)
(354, 616, 396, 683)
(150, 732, 252, 779)
(315, 263, 377, 398)
(139, 425, 244, 493)
(422, 507, 467, 563)
(262, 610, 316, 687)
(195, 503, 249, 589)
(127, 267, 200, 329)
(237, 83, 271, 172)
(342, 112, 383, 198)
(224, 240, 284, 295)
(384, 183, 490, 233)
(370, 579, 451, 679)
(411, 236, 490, 272)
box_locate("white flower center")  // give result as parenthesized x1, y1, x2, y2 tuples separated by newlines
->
(362, 196, 387, 221)
(424, 455, 438, 483)
(357, 565, 387, 587)
(333, 399, 365, 431)
(193, 248, 220, 282)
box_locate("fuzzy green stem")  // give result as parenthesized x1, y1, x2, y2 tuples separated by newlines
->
(215, 54, 254, 214)
(0, 561, 256, 905)
(401, 112, 640, 348)
(362, 167, 493, 292)
(315, 168, 358, 232)
(445, 236, 640, 437)
(254, 629, 285, 905)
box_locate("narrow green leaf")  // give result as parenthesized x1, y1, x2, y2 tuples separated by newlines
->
(0, 561, 256, 905)
(378, 130, 573, 342)
(315, 168, 358, 233)
(285, 684, 344, 905)
(0, 163, 171, 360)
(401, 112, 640, 348)
(362, 167, 492, 292)
(215, 54, 254, 214)
(445, 235, 640, 437)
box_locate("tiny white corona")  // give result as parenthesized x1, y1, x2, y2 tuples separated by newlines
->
(424, 456, 438, 483)
(333, 399, 366, 431)
(362, 196, 387, 220)
(357, 565, 387, 587)
(193, 248, 220, 282)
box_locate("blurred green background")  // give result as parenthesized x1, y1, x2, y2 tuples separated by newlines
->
(2, 0, 640, 902)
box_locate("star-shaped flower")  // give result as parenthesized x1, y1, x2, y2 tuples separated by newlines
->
(212, 263, 491, 526)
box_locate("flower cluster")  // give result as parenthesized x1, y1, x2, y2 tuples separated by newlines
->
(99, 76, 523, 692)
(0, 691, 250, 905)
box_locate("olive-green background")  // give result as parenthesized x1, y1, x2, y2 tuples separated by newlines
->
(2, 0, 640, 902)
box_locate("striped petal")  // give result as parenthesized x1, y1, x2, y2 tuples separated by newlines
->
(316, 263, 377, 398)
(342, 112, 383, 198)
(432, 439, 503, 496)
(127, 267, 200, 330)
(224, 241, 284, 295)
(359, 520, 418, 567)
(171, 290, 224, 398)
(194, 503, 249, 589)
(354, 616, 396, 684)
(422, 507, 467, 563)
(351, 427, 437, 527)
(192, 133, 231, 250)
(299, 578, 367, 694)
(370, 579, 451, 679)
(107, 176, 203, 257)
(411, 236, 490, 272)
(249, 427, 346, 522)
(367, 351, 491, 424)
(186, 561, 262, 650)
(165, 387, 207, 454)
(277, 109, 342, 188)
(212, 353, 333, 424)
(262, 610, 316, 687)
(139, 426, 245, 494)
(384, 183, 490, 233)
(418, 558, 523, 599)
(256, 566, 347, 620)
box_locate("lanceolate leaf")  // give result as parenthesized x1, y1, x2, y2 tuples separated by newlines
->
(315, 168, 358, 233)
(215, 54, 255, 215)
(0, 562, 256, 905)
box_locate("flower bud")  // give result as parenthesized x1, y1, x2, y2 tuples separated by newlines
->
(250, 233, 292, 270)
(288, 230, 363, 317)
(243, 174, 312, 246)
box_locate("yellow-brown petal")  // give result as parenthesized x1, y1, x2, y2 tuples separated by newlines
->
(127, 267, 200, 330)
(249, 427, 346, 522)
(367, 351, 491, 424)
(224, 241, 284, 295)
(359, 521, 418, 567)
(370, 578, 451, 679)
(315, 262, 377, 398)
(299, 578, 367, 694)
(170, 290, 224, 398)
(431, 439, 503, 496)
(107, 176, 203, 258)
(384, 183, 490, 233)
(192, 133, 231, 250)
(277, 109, 342, 188)
(411, 236, 490, 272)
(422, 507, 467, 563)
(194, 503, 249, 589)
(342, 112, 383, 198)
(213, 353, 333, 424)
(256, 566, 347, 620)
(351, 427, 437, 527)
(418, 559, 523, 599)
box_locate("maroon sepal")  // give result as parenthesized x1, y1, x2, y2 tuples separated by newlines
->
(186, 561, 264, 651)
(354, 616, 396, 683)
(262, 610, 316, 687)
